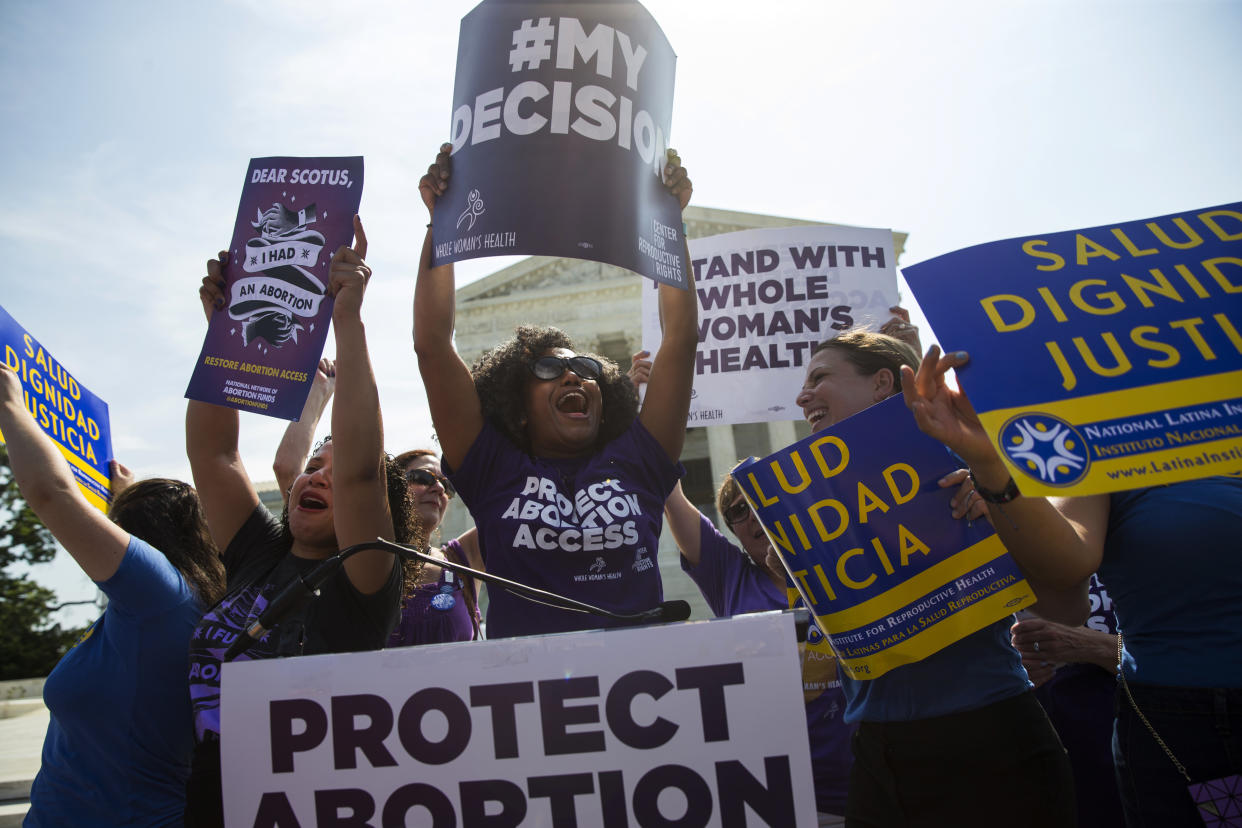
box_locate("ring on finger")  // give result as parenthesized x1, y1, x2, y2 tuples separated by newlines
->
(1033, 641, 1040, 653)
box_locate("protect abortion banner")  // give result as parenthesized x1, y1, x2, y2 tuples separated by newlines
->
(185, 157, 363, 420)
(432, 0, 687, 287)
(220, 613, 816, 827)
(903, 202, 1242, 496)
(641, 225, 899, 427)
(732, 396, 1035, 681)
(0, 304, 113, 511)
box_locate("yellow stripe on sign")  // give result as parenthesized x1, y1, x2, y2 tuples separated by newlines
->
(814, 534, 1011, 632)
(979, 371, 1242, 496)
(837, 582, 1034, 680)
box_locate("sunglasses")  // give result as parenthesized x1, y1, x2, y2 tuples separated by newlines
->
(405, 468, 456, 498)
(528, 355, 603, 382)
(723, 498, 753, 526)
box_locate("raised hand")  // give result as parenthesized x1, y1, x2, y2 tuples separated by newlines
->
(199, 251, 228, 322)
(663, 149, 692, 212)
(419, 143, 453, 218)
(329, 216, 371, 322)
(628, 350, 652, 388)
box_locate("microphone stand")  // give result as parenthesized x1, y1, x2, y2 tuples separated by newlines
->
(223, 538, 690, 661)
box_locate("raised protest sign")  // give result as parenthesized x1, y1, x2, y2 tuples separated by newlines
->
(185, 156, 363, 420)
(641, 225, 899, 427)
(732, 396, 1035, 681)
(432, 0, 686, 287)
(220, 614, 816, 827)
(0, 303, 113, 511)
(903, 202, 1242, 495)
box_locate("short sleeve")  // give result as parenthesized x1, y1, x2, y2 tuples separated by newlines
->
(96, 536, 194, 618)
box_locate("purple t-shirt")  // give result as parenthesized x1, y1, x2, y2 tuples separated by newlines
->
(679, 514, 785, 616)
(447, 419, 682, 638)
(681, 514, 854, 815)
(387, 538, 479, 646)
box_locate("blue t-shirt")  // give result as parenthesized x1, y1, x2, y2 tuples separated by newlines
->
(681, 514, 854, 815)
(1102, 476, 1242, 687)
(448, 419, 682, 638)
(840, 618, 1030, 723)
(27, 537, 201, 827)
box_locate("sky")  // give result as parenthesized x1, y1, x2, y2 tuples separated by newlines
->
(2, 0, 1240, 624)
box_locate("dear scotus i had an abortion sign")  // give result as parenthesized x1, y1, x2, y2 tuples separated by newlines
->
(0, 304, 114, 511)
(904, 203, 1242, 496)
(432, 0, 686, 287)
(185, 157, 363, 420)
(642, 225, 900, 427)
(732, 397, 1035, 681)
(221, 614, 817, 827)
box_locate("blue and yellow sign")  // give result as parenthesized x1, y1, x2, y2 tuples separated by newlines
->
(732, 396, 1034, 680)
(0, 304, 113, 511)
(904, 202, 1242, 495)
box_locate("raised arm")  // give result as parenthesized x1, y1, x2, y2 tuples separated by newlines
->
(638, 150, 698, 462)
(902, 346, 1103, 623)
(272, 358, 335, 501)
(628, 347, 704, 565)
(663, 481, 706, 567)
(0, 366, 128, 581)
(188, 251, 261, 550)
(413, 143, 484, 471)
(327, 217, 396, 595)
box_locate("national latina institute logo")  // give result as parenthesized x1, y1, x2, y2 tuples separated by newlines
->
(999, 413, 1090, 487)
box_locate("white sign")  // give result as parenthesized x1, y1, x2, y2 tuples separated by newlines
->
(221, 613, 815, 827)
(642, 225, 899, 428)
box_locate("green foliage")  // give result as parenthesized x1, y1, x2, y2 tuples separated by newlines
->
(0, 445, 87, 680)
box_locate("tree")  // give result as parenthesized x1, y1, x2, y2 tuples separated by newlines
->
(0, 444, 86, 679)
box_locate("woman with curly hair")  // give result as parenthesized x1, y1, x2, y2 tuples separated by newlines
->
(185, 218, 421, 826)
(1, 363, 225, 826)
(414, 143, 698, 638)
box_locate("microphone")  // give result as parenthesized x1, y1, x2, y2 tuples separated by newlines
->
(222, 540, 690, 661)
(631, 600, 691, 624)
(222, 556, 343, 662)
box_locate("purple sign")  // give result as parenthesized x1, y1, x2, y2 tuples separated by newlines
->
(433, 0, 686, 287)
(185, 157, 363, 420)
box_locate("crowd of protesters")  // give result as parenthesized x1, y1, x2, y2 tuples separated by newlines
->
(8, 143, 1238, 828)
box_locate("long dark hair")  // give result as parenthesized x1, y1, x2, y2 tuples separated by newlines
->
(470, 325, 638, 455)
(108, 479, 226, 606)
(280, 438, 425, 593)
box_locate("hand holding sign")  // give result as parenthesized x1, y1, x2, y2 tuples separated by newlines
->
(901, 346, 1005, 487)
(328, 216, 370, 323)
(419, 143, 452, 218)
(663, 149, 692, 212)
(199, 252, 228, 322)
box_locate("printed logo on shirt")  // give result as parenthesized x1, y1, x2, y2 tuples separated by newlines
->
(1086, 573, 1117, 634)
(632, 546, 654, 573)
(574, 556, 623, 583)
(502, 474, 641, 554)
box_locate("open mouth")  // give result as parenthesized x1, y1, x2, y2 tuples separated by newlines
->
(298, 491, 328, 511)
(556, 390, 590, 417)
(806, 407, 828, 429)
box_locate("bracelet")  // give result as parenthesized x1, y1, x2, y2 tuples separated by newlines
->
(969, 472, 1019, 504)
